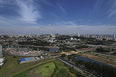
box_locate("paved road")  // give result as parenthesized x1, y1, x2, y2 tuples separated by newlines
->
(57, 57, 101, 77)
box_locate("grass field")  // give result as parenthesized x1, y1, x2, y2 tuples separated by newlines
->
(1, 50, 75, 77)
(0, 51, 54, 77)
(13, 70, 30, 77)
(13, 62, 55, 77)
(13, 59, 75, 77)
(0, 53, 29, 77)
(52, 60, 75, 77)
(35, 62, 55, 76)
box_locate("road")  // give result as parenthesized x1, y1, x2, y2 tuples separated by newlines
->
(57, 57, 101, 77)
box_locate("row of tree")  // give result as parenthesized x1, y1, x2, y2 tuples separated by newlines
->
(112, 51, 116, 55)
(59, 45, 76, 51)
(96, 47, 110, 53)
(76, 45, 88, 49)
(69, 67, 85, 77)
(75, 60, 116, 77)
(56, 69, 73, 77)
(18, 40, 50, 46)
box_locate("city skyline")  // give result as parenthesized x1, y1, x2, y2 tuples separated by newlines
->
(0, 0, 116, 34)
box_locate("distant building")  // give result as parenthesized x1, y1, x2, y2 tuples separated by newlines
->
(0, 57, 5, 66)
(71, 37, 73, 40)
(0, 45, 2, 57)
(114, 35, 115, 39)
(77, 33, 80, 37)
(50, 34, 55, 40)
(50, 48, 60, 52)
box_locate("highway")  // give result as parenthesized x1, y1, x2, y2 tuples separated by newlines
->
(57, 57, 101, 77)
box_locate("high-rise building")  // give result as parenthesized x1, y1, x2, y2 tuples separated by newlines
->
(77, 33, 80, 37)
(0, 45, 2, 57)
(114, 35, 115, 39)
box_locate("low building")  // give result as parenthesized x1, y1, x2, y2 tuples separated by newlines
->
(50, 48, 60, 52)
(19, 57, 36, 64)
(0, 45, 3, 57)
(35, 57, 40, 60)
(40, 56, 44, 59)
(0, 57, 5, 66)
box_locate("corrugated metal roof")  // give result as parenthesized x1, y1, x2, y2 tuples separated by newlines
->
(20, 58, 25, 62)
(25, 57, 33, 60)
(50, 48, 60, 52)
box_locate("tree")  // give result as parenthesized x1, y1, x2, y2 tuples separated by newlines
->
(78, 60, 85, 65)
(113, 51, 116, 55)
(61, 54, 66, 58)
(96, 47, 110, 53)
(75, 71, 85, 77)
(85, 61, 92, 70)
(13, 56, 16, 58)
(69, 67, 76, 74)
(68, 55, 72, 61)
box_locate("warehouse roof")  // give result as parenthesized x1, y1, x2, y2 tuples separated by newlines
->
(25, 57, 33, 60)
(20, 58, 25, 62)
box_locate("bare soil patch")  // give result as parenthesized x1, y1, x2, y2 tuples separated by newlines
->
(28, 66, 51, 77)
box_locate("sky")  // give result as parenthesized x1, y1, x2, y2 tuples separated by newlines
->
(0, 0, 116, 34)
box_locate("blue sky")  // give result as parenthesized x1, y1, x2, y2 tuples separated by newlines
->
(0, 0, 116, 34)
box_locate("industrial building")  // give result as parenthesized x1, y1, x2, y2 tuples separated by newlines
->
(19, 56, 46, 64)
(50, 48, 60, 52)
(0, 57, 5, 66)
(19, 57, 36, 64)
(0, 45, 4, 66)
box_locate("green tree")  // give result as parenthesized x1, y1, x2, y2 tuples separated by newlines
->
(61, 54, 66, 58)
(69, 67, 76, 74)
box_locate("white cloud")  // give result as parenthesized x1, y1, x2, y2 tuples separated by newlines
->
(0, 0, 42, 24)
(0, 22, 116, 34)
(49, 12, 58, 18)
(43, 0, 52, 6)
(109, 0, 116, 19)
(56, 3, 66, 14)
(94, 0, 116, 20)
(15, 0, 41, 24)
(78, 19, 83, 21)
(88, 20, 91, 22)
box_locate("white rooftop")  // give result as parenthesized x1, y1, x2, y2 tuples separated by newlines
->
(0, 58, 4, 63)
